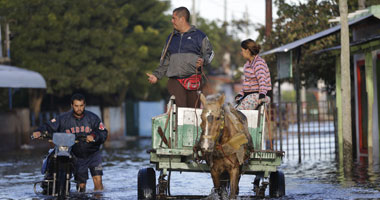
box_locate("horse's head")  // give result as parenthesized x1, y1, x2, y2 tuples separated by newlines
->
(199, 93, 225, 153)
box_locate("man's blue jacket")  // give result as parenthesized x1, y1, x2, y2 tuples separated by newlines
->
(153, 25, 214, 79)
(36, 110, 108, 158)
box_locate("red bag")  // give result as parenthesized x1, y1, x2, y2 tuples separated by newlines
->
(177, 74, 201, 90)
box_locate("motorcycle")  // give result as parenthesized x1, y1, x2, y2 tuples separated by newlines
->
(33, 132, 77, 198)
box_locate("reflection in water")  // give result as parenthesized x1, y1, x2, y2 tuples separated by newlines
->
(0, 138, 379, 199)
(282, 157, 380, 199)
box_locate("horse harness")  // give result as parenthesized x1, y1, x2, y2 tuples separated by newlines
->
(203, 105, 251, 167)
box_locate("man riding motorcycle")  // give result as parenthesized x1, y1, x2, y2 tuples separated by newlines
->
(33, 93, 108, 193)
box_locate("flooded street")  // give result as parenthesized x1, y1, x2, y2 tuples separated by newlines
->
(1, 138, 380, 200)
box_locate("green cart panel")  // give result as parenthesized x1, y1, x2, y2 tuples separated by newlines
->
(151, 107, 266, 151)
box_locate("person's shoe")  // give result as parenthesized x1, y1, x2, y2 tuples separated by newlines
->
(77, 185, 86, 193)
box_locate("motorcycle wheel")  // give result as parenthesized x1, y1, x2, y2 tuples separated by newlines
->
(57, 158, 71, 198)
(57, 169, 67, 198)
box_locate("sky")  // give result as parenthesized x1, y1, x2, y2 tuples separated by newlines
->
(169, 0, 303, 39)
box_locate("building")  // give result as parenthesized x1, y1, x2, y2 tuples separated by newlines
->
(261, 5, 380, 164)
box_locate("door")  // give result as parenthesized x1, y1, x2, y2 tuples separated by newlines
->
(356, 60, 368, 155)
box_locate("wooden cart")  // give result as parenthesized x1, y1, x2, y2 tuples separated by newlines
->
(138, 98, 285, 199)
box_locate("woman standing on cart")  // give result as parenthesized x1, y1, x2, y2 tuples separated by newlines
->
(235, 39, 272, 110)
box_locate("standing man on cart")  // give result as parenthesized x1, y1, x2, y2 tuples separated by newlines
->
(32, 93, 108, 193)
(146, 6, 214, 108)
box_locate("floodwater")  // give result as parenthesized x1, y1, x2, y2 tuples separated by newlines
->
(1, 138, 380, 200)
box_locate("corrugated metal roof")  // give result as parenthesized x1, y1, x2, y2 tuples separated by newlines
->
(0, 65, 46, 88)
(260, 14, 375, 56)
(314, 34, 380, 54)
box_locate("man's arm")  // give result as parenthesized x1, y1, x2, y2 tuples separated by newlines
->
(152, 50, 170, 80)
(90, 117, 108, 144)
(151, 33, 173, 80)
(33, 117, 60, 138)
(200, 36, 214, 66)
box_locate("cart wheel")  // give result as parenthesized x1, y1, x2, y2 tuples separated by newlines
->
(138, 168, 156, 200)
(269, 171, 285, 197)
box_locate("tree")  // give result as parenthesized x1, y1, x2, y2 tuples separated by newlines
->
(0, 0, 252, 112)
(196, 18, 245, 76)
(256, 0, 340, 92)
(255, 0, 380, 92)
(0, 0, 171, 108)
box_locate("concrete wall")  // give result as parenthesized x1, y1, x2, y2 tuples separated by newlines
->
(0, 101, 167, 149)
(86, 106, 102, 120)
(0, 108, 30, 151)
(103, 104, 126, 140)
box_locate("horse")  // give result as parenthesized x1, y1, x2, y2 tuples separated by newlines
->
(196, 93, 253, 199)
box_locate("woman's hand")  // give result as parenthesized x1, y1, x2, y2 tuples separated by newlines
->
(235, 94, 243, 104)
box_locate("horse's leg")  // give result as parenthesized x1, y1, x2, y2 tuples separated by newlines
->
(254, 176, 261, 195)
(228, 166, 240, 199)
(220, 172, 229, 188)
(210, 167, 221, 191)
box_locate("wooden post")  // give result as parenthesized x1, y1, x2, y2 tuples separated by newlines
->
(365, 52, 373, 164)
(278, 79, 283, 151)
(336, 58, 344, 165)
(295, 48, 302, 163)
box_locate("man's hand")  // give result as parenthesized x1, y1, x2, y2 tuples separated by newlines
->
(86, 135, 95, 143)
(32, 131, 41, 139)
(146, 73, 158, 84)
(196, 58, 204, 68)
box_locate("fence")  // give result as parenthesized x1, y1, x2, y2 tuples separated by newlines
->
(268, 100, 337, 161)
(30, 111, 58, 127)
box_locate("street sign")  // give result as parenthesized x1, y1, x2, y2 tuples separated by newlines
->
(277, 52, 293, 79)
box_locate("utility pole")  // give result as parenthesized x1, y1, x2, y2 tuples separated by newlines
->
(224, 0, 227, 23)
(244, 6, 249, 38)
(265, 0, 272, 37)
(191, 0, 197, 26)
(0, 23, 10, 64)
(358, 0, 366, 9)
(339, 0, 353, 169)
(0, 24, 2, 58)
(5, 23, 10, 58)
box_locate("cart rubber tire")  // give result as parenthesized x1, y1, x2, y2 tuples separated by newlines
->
(269, 171, 285, 197)
(138, 168, 156, 200)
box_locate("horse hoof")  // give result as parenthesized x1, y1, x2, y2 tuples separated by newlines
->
(206, 188, 221, 200)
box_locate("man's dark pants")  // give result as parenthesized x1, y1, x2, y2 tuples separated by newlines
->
(167, 78, 201, 108)
(74, 150, 103, 184)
